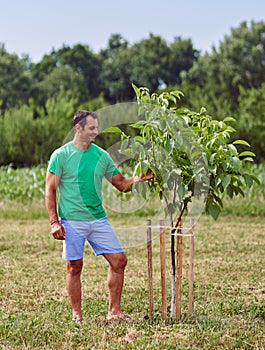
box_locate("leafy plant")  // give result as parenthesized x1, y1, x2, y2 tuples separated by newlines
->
(104, 84, 257, 319)
(113, 85, 257, 220)
(0, 164, 46, 201)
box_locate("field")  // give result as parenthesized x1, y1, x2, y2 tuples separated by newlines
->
(0, 200, 264, 349)
(0, 165, 265, 349)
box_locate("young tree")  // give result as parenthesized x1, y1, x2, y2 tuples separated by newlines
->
(107, 85, 257, 319)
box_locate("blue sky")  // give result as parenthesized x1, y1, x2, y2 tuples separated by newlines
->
(1, 0, 265, 62)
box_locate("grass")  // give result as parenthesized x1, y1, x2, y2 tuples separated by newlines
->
(0, 203, 264, 349)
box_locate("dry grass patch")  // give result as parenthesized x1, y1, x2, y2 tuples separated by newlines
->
(0, 215, 264, 349)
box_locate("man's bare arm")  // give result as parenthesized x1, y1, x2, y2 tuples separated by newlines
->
(45, 171, 65, 240)
(110, 168, 154, 192)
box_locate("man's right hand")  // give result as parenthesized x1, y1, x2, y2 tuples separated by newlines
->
(51, 222, 66, 240)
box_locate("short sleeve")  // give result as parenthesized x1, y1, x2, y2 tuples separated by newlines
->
(104, 152, 120, 178)
(48, 150, 64, 177)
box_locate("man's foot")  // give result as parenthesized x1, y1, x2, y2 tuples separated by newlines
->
(106, 313, 131, 323)
(72, 316, 83, 325)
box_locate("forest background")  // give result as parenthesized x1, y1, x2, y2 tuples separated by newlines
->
(0, 20, 265, 168)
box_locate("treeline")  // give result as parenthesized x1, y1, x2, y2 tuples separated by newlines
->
(0, 20, 265, 166)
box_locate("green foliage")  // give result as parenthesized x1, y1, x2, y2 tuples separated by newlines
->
(1, 21, 265, 169)
(0, 46, 33, 111)
(0, 116, 8, 164)
(31, 43, 101, 105)
(181, 21, 265, 118)
(99, 33, 198, 102)
(40, 65, 87, 102)
(237, 83, 265, 162)
(0, 164, 46, 201)
(165, 36, 199, 86)
(99, 35, 135, 102)
(222, 162, 265, 216)
(115, 85, 257, 221)
(4, 103, 42, 166)
(78, 93, 109, 112)
(1, 161, 265, 218)
(1, 91, 77, 166)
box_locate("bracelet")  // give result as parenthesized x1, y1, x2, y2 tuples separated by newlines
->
(50, 219, 59, 226)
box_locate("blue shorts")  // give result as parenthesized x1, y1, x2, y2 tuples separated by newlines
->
(61, 217, 124, 260)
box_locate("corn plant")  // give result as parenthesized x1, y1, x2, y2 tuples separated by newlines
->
(0, 164, 46, 201)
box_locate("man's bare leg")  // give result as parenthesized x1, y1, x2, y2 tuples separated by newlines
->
(66, 258, 83, 320)
(103, 252, 128, 319)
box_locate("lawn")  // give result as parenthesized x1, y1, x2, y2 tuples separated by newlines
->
(0, 204, 264, 349)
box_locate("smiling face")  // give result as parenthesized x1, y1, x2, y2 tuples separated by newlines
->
(82, 115, 99, 143)
(74, 115, 99, 149)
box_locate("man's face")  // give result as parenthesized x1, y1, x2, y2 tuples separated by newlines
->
(80, 116, 98, 143)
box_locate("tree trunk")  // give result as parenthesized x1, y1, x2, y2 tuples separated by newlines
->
(170, 199, 189, 320)
(170, 214, 175, 320)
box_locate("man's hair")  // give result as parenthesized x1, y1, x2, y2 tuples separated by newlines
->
(73, 110, 97, 128)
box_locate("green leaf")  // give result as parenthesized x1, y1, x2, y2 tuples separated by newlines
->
(243, 174, 253, 188)
(120, 138, 129, 153)
(223, 117, 236, 123)
(164, 139, 173, 154)
(167, 203, 175, 215)
(134, 135, 146, 143)
(226, 184, 233, 198)
(222, 174, 231, 190)
(238, 151, 256, 157)
(199, 106, 207, 114)
(130, 120, 147, 128)
(250, 175, 260, 185)
(209, 152, 217, 164)
(228, 144, 238, 155)
(242, 157, 254, 162)
(231, 157, 242, 172)
(225, 126, 236, 133)
(132, 83, 140, 97)
(215, 174, 223, 187)
(208, 204, 221, 220)
(170, 90, 184, 99)
(233, 140, 251, 147)
(166, 94, 177, 104)
(234, 185, 245, 197)
(102, 126, 123, 134)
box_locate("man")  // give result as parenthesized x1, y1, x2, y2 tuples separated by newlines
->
(45, 110, 153, 323)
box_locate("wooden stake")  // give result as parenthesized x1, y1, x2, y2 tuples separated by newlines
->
(147, 219, 154, 318)
(175, 219, 183, 319)
(159, 220, 167, 321)
(188, 219, 194, 317)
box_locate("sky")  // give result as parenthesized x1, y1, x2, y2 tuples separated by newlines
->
(1, 0, 265, 62)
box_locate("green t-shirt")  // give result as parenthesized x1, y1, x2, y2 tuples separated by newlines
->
(48, 142, 120, 220)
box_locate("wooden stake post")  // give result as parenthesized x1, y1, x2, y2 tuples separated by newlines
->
(175, 219, 183, 319)
(188, 219, 194, 317)
(147, 219, 154, 318)
(147, 219, 194, 320)
(159, 220, 167, 321)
